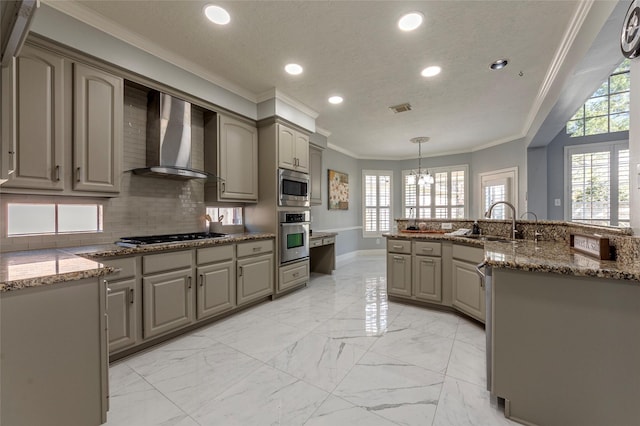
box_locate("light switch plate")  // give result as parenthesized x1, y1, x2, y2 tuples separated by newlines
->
(554, 199, 561, 206)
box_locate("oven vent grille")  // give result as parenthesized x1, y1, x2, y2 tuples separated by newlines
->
(389, 103, 412, 113)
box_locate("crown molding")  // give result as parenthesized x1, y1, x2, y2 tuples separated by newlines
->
(257, 88, 319, 119)
(315, 126, 331, 137)
(42, 0, 258, 102)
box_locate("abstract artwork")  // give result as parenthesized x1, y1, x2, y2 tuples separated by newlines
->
(328, 169, 349, 210)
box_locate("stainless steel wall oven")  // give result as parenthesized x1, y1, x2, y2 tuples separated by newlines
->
(279, 211, 310, 264)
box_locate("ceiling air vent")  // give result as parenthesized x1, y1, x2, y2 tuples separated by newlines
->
(389, 103, 412, 113)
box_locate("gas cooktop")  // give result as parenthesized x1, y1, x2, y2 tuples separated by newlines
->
(116, 232, 227, 247)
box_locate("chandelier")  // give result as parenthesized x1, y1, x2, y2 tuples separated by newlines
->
(408, 137, 434, 185)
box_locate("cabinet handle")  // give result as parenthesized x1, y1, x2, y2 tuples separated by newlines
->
(393, 256, 405, 262)
(76, 167, 81, 182)
(187, 276, 192, 289)
(238, 266, 243, 277)
(253, 247, 262, 252)
(55, 165, 61, 181)
(392, 245, 403, 249)
(199, 274, 204, 287)
(421, 259, 434, 263)
(422, 247, 434, 252)
(221, 182, 225, 193)
(129, 288, 134, 304)
(293, 272, 299, 277)
(8, 151, 14, 164)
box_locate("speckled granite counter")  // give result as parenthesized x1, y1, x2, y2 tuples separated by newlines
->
(0, 249, 114, 292)
(1, 233, 276, 292)
(71, 232, 275, 259)
(310, 232, 338, 240)
(384, 232, 640, 282)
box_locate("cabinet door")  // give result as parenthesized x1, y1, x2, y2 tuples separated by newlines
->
(3, 45, 65, 190)
(73, 62, 123, 193)
(278, 260, 309, 292)
(143, 269, 193, 339)
(387, 253, 411, 297)
(1, 58, 16, 182)
(277, 124, 296, 170)
(294, 131, 309, 173)
(107, 278, 137, 353)
(196, 260, 236, 320)
(309, 145, 322, 205)
(237, 253, 273, 305)
(413, 256, 442, 302)
(452, 260, 485, 321)
(219, 115, 258, 201)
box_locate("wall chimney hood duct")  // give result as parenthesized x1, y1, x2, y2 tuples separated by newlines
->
(132, 92, 217, 180)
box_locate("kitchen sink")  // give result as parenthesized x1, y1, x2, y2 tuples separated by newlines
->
(462, 235, 512, 243)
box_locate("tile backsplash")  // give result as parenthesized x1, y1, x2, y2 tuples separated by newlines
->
(1, 84, 208, 252)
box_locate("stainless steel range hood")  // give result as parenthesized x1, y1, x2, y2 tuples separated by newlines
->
(132, 92, 213, 180)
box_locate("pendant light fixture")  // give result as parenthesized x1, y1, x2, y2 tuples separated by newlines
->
(408, 137, 434, 186)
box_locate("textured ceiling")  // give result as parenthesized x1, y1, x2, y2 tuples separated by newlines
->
(58, 0, 586, 158)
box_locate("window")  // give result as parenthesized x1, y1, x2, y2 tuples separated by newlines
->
(7, 203, 103, 236)
(402, 165, 467, 219)
(566, 59, 630, 137)
(479, 167, 518, 219)
(362, 170, 392, 237)
(565, 142, 629, 227)
(205, 207, 243, 225)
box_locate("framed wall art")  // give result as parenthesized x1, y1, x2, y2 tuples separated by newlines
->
(328, 169, 349, 210)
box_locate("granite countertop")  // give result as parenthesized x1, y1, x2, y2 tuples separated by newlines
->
(384, 232, 640, 282)
(310, 232, 337, 240)
(1, 232, 276, 292)
(0, 249, 114, 293)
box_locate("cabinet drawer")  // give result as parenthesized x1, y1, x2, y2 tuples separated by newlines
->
(387, 239, 411, 254)
(310, 238, 323, 248)
(197, 244, 234, 265)
(143, 250, 192, 275)
(453, 244, 484, 264)
(279, 260, 309, 291)
(237, 239, 273, 258)
(322, 237, 335, 245)
(102, 256, 137, 280)
(413, 241, 441, 257)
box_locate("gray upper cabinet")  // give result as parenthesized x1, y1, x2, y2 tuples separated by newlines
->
(205, 113, 258, 202)
(309, 145, 323, 205)
(73, 62, 123, 193)
(277, 123, 309, 173)
(2, 44, 65, 190)
(1, 43, 123, 195)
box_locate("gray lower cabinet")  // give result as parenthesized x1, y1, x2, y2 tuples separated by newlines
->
(387, 253, 412, 297)
(452, 259, 485, 321)
(413, 256, 442, 302)
(197, 260, 235, 319)
(237, 253, 273, 305)
(107, 278, 137, 352)
(143, 268, 194, 339)
(1, 278, 108, 426)
(279, 259, 309, 292)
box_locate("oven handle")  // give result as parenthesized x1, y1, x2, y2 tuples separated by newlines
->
(280, 222, 311, 227)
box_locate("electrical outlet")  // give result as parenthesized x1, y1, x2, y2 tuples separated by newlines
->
(376, 238, 380, 245)
(554, 199, 561, 207)
(441, 223, 453, 230)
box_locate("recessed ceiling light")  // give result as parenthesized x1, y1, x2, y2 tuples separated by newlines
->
(398, 12, 424, 31)
(204, 4, 230, 25)
(490, 59, 508, 70)
(284, 63, 303, 75)
(421, 66, 441, 77)
(328, 96, 343, 105)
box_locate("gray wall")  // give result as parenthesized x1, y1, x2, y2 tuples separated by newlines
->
(544, 129, 628, 220)
(526, 146, 548, 218)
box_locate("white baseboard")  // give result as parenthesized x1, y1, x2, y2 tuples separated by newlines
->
(336, 249, 385, 268)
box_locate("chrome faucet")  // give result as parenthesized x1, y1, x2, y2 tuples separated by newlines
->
(520, 211, 542, 242)
(484, 201, 518, 240)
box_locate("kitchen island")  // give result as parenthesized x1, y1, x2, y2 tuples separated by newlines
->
(385, 231, 640, 425)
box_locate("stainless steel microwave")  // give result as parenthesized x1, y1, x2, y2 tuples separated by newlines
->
(278, 168, 310, 207)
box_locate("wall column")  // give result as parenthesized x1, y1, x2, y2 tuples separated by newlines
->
(630, 59, 640, 233)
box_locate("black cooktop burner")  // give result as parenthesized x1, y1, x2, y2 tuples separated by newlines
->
(116, 232, 227, 247)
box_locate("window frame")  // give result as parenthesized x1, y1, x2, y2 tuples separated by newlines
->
(478, 167, 518, 220)
(362, 169, 393, 238)
(564, 140, 629, 226)
(402, 164, 468, 220)
(7, 201, 104, 237)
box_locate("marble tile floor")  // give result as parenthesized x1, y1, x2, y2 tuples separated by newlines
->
(105, 255, 518, 426)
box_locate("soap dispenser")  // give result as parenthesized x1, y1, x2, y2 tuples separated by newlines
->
(472, 220, 480, 235)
